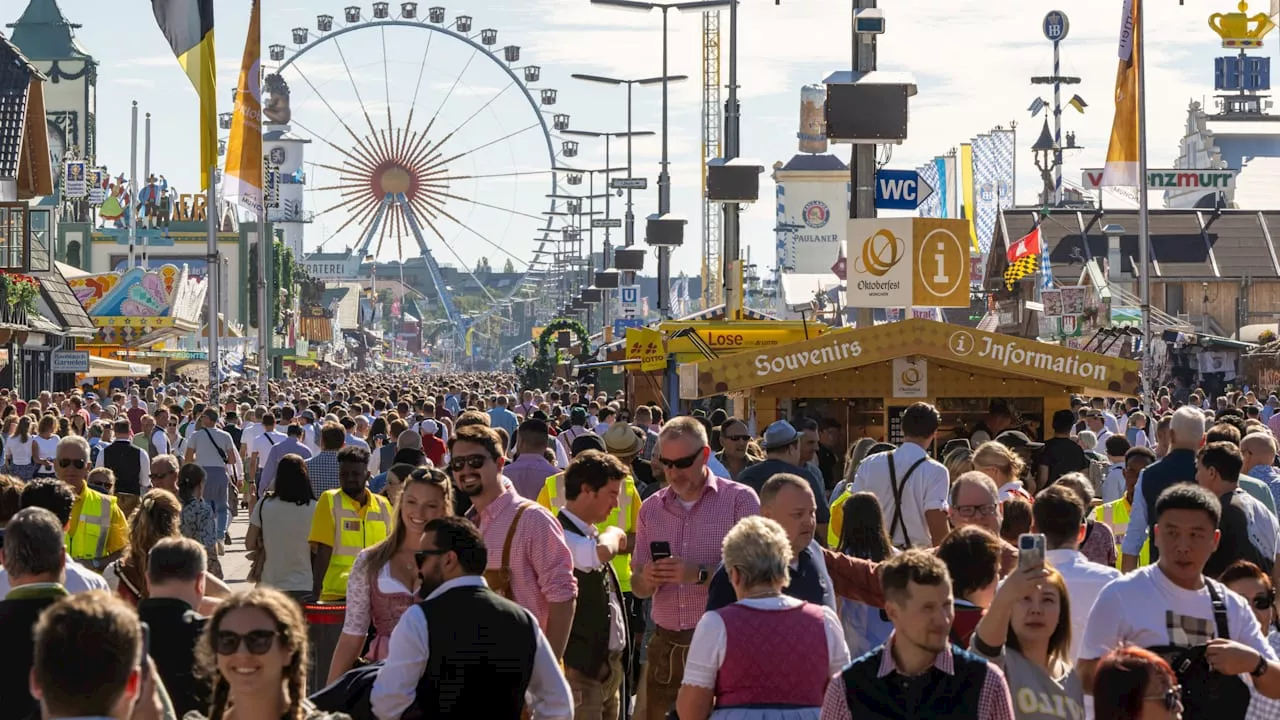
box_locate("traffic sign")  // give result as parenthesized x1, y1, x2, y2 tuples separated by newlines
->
(591, 218, 623, 229)
(611, 177, 648, 190)
(619, 285, 640, 318)
(874, 169, 936, 211)
(614, 318, 643, 335)
(1043, 10, 1069, 43)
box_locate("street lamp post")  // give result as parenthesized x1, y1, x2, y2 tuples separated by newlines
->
(564, 130, 654, 334)
(589, 0, 721, 319)
(570, 74, 682, 262)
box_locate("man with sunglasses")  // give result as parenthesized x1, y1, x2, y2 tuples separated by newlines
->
(371, 516, 574, 720)
(450, 424, 577, 660)
(58, 436, 129, 571)
(631, 416, 760, 720)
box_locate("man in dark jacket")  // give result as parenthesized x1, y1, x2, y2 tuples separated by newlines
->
(137, 537, 210, 717)
(1121, 405, 1205, 572)
(0, 507, 70, 719)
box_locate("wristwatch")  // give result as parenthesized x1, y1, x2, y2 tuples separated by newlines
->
(1253, 654, 1269, 678)
(697, 565, 709, 585)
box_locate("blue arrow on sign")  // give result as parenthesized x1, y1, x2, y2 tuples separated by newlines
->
(874, 169, 936, 211)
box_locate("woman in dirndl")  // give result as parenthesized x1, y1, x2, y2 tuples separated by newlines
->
(677, 516, 850, 720)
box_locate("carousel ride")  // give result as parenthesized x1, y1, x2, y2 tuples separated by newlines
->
(266, 2, 591, 350)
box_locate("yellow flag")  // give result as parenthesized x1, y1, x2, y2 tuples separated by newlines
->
(224, 0, 263, 214)
(1102, 0, 1141, 187)
(959, 144, 978, 252)
(151, 0, 217, 191)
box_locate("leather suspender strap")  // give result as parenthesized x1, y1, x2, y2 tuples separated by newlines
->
(887, 455, 929, 549)
(503, 504, 530, 569)
(1206, 578, 1232, 641)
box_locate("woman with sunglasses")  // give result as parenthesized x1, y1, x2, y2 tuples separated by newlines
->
(192, 587, 350, 720)
(1220, 560, 1280, 719)
(1092, 646, 1183, 720)
(326, 466, 453, 685)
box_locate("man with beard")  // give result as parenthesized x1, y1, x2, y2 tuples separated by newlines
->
(451, 424, 577, 660)
(819, 550, 1016, 720)
(308, 445, 394, 601)
(371, 516, 574, 719)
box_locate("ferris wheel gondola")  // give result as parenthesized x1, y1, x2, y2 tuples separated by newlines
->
(267, 2, 581, 347)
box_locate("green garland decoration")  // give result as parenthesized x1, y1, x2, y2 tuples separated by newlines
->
(513, 317, 592, 390)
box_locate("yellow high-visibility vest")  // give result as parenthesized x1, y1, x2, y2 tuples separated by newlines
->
(68, 487, 115, 561)
(1094, 497, 1150, 569)
(322, 491, 392, 601)
(537, 472, 638, 592)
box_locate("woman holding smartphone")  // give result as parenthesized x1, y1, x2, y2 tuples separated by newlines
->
(971, 560, 1085, 720)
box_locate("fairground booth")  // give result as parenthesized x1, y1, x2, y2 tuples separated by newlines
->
(66, 264, 208, 383)
(680, 318, 1140, 445)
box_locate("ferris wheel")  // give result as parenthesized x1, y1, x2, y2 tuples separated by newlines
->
(266, 2, 578, 345)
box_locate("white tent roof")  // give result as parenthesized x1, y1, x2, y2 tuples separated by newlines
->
(86, 355, 151, 378)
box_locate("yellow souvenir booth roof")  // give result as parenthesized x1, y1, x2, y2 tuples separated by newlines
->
(681, 318, 1141, 400)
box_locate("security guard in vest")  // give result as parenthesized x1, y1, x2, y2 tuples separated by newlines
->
(557, 449, 631, 719)
(308, 445, 394, 601)
(1093, 445, 1156, 569)
(58, 435, 129, 570)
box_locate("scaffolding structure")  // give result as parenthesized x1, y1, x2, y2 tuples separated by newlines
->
(701, 10, 723, 310)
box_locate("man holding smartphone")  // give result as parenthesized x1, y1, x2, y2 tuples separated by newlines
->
(631, 416, 760, 720)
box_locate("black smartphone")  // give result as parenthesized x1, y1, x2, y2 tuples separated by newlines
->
(650, 541, 672, 561)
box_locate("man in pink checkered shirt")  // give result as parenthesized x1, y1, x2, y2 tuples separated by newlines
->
(631, 416, 760, 720)
(450, 424, 578, 659)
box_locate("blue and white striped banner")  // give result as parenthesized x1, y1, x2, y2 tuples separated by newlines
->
(917, 158, 943, 218)
(970, 129, 1016, 254)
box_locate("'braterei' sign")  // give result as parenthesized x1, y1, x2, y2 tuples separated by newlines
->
(690, 318, 1140, 397)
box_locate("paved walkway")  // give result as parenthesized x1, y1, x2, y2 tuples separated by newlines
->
(218, 510, 255, 588)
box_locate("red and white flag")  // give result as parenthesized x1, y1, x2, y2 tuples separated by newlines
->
(1007, 226, 1042, 264)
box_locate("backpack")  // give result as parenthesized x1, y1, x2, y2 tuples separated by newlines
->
(1086, 457, 1110, 496)
(1147, 579, 1252, 719)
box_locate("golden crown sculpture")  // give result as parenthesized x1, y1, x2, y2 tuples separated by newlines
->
(1209, 1, 1276, 47)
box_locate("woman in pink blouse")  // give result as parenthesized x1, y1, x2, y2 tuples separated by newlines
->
(326, 466, 452, 684)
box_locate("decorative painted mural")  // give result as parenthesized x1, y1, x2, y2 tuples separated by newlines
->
(69, 264, 183, 316)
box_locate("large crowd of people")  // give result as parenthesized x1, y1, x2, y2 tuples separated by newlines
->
(3, 372, 1280, 719)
